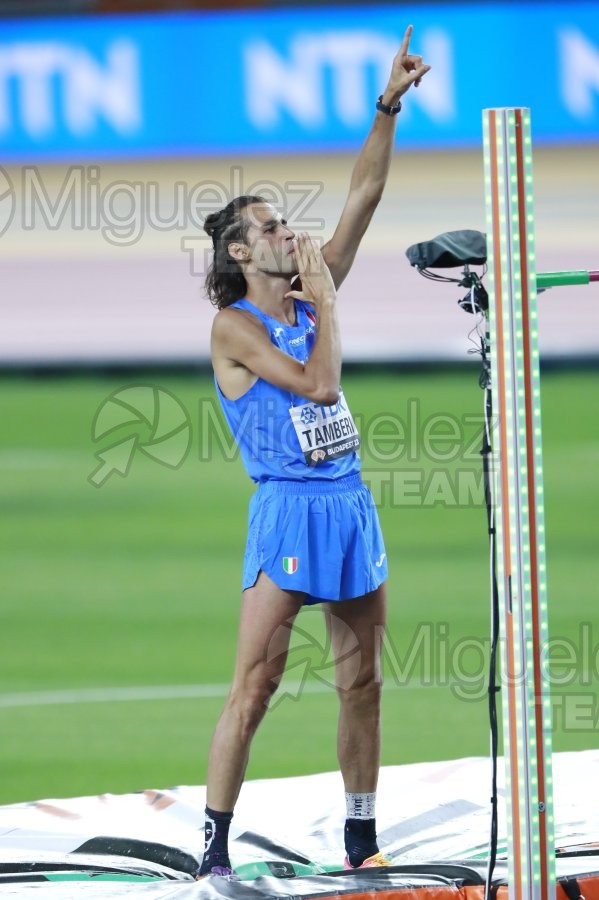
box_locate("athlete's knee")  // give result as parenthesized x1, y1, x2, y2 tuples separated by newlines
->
(227, 668, 279, 735)
(336, 671, 382, 709)
(224, 690, 267, 739)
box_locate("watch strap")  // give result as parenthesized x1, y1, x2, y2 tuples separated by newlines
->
(376, 94, 402, 116)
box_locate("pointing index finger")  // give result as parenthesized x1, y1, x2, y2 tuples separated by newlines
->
(399, 24, 413, 57)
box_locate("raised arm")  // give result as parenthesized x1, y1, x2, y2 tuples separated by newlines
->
(321, 25, 431, 289)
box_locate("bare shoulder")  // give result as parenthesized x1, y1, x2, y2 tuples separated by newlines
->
(211, 306, 269, 359)
(211, 307, 272, 399)
(212, 306, 267, 339)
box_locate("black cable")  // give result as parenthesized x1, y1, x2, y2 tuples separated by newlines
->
(410, 257, 500, 897)
(479, 333, 501, 898)
(416, 267, 464, 285)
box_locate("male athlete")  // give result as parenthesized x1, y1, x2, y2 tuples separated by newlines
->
(197, 27, 430, 878)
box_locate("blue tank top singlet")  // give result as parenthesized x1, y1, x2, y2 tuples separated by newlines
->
(215, 297, 361, 484)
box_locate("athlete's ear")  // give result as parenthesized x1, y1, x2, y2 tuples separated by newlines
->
(227, 241, 250, 262)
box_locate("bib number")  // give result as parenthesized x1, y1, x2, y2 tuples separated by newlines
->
(289, 390, 360, 466)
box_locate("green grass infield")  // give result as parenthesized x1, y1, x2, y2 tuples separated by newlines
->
(1, 367, 597, 804)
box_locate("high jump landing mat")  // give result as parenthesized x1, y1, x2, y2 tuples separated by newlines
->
(0, 751, 598, 898)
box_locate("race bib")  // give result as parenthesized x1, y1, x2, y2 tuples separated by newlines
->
(289, 389, 361, 466)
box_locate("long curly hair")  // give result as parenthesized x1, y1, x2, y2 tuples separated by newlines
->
(204, 195, 266, 309)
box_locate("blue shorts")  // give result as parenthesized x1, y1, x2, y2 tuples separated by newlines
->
(242, 474, 388, 605)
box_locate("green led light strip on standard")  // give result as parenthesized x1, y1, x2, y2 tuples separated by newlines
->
(482, 107, 555, 900)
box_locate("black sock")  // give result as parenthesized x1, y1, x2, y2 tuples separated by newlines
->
(198, 806, 233, 875)
(344, 817, 379, 868)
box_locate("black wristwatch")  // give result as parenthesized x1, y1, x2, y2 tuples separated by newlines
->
(376, 95, 402, 116)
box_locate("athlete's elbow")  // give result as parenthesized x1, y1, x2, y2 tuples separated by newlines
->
(311, 385, 340, 406)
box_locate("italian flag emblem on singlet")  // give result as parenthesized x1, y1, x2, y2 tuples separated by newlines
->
(282, 557, 298, 574)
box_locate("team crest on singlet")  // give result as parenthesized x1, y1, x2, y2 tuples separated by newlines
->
(289, 389, 360, 466)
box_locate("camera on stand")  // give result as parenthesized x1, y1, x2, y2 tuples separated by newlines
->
(406, 228, 489, 314)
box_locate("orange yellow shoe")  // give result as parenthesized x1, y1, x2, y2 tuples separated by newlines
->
(343, 851, 392, 870)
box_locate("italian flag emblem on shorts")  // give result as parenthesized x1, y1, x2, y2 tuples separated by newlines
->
(282, 556, 298, 574)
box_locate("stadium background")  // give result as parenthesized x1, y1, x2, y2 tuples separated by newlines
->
(1, 0, 598, 806)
